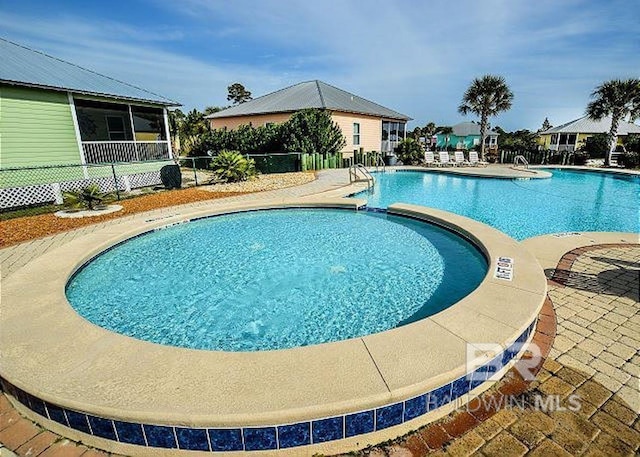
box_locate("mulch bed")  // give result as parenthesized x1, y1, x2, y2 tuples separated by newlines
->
(0, 188, 247, 248)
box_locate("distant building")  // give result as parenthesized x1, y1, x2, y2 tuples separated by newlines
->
(435, 122, 499, 151)
(538, 115, 640, 152)
(207, 80, 411, 156)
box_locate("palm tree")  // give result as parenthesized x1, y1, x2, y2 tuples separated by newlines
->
(586, 78, 640, 167)
(436, 126, 453, 151)
(458, 75, 514, 160)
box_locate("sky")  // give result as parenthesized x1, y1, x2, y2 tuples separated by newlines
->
(1, 0, 638, 131)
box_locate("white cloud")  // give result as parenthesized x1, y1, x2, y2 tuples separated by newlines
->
(2, 0, 638, 130)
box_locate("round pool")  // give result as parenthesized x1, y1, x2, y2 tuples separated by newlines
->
(66, 209, 487, 351)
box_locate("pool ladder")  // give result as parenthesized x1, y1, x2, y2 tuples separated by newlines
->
(373, 153, 386, 173)
(513, 155, 529, 169)
(349, 163, 375, 191)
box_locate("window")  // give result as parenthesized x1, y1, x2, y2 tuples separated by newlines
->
(106, 116, 127, 140)
(353, 122, 360, 146)
(74, 98, 133, 141)
(131, 106, 166, 141)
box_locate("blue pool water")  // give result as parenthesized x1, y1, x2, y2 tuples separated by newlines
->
(66, 209, 486, 351)
(360, 169, 640, 240)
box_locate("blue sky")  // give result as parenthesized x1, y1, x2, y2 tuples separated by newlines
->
(1, 0, 638, 131)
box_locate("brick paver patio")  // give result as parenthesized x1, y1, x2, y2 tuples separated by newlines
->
(349, 245, 639, 456)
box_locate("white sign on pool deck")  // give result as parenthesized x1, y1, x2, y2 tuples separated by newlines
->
(494, 256, 514, 281)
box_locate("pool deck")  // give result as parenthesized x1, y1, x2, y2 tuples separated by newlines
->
(1, 165, 638, 457)
(0, 197, 546, 456)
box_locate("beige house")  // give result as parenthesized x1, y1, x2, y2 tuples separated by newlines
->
(207, 80, 411, 156)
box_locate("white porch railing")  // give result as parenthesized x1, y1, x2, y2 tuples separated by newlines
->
(82, 141, 171, 164)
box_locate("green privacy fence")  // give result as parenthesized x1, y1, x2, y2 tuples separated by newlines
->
(183, 150, 384, 174)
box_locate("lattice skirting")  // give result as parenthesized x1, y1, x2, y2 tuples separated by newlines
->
(0, 171, 162, 209)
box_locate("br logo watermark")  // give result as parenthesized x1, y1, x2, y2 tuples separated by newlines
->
(466, 342, 542, 382)
(464, 342, 582, 413)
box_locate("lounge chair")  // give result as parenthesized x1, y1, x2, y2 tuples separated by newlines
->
(438, 151, 453, 167)
(469, 151, 489, 167)
(424, 151, 438, 167)
(453, 151, 470, 167)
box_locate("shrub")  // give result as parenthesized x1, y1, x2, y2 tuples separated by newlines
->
(572, 152, 589, 166)
(394, 138, 423, 165)
(623, 134, 640, 153)
(210, 150, 257, 182)
(579, 134, 609, 158)
(62, 184, 114, 211)
(485, 151, 498, 163)
(281, 109, 346, 155)
(618, 152, 639, 169)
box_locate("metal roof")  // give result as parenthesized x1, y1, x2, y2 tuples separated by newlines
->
(208, 80, 411, 120)
(541, 115, 640, 135)
(0, 38, 179, 106)
(450, 122, 499, 137)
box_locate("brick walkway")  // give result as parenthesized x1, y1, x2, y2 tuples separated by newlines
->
(350, 245, 640, 456)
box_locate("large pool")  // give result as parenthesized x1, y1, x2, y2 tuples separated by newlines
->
(359, 169, 640, 240)
(66, 209, 486, 351)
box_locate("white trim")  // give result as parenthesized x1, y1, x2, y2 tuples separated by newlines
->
(67, 93, 89, 178)
(127, 105, 140, 161)
(163, 107, 173, 159)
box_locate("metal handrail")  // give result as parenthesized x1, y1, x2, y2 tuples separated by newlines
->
(513, 155, 529, 168)
(373, 153, 386, 173)
(348, 163, 375, 190)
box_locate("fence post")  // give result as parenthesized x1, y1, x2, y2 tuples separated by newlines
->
(51, 183, 63, 205)
(192, 158, 198, 186)
(111, 163, 121, 201)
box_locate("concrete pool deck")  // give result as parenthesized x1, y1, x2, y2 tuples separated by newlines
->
(1, 165, 638, 456)
(0, 197, 546, 455)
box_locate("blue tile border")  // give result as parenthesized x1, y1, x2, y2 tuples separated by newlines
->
(0, 318, 537, 452)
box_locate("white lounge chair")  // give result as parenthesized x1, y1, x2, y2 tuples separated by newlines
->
(424, 151, 438, 167)
(453, 151, 470, 167)
(469, 151, 489, 167)
(438, 151, 453, 167)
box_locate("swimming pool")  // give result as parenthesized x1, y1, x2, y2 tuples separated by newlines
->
(66, 208, 486, 351)
(359, 169, 640, 240)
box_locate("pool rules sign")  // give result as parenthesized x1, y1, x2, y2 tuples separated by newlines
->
(494, 256, 514, 281)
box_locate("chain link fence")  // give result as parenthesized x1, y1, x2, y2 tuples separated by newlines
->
(1, 151, 385, 211)
(0, 160, 175, 211)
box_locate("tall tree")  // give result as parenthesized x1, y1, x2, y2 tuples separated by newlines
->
(458, 75, 514, 160)
(204, 106, 223, 116)
(180, 109, 209, 154)
(423, 122, 437, 136)
(410, 126, 423, 141)
(423, 122, 437, 149)
(227, 83, 252, 105)
(540, 117, 552, 132)
(168, 108, 185, 153)
(586, 78, 640, 166)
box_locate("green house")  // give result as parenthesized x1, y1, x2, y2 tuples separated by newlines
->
(435, 121, 499, 151)
(0, 38, 179, 209)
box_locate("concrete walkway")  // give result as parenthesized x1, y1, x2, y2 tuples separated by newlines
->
(0, 169, 361, 278)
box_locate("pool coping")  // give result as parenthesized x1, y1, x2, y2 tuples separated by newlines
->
(381, 165, 552, 179)
(0, 197, 547, 455)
